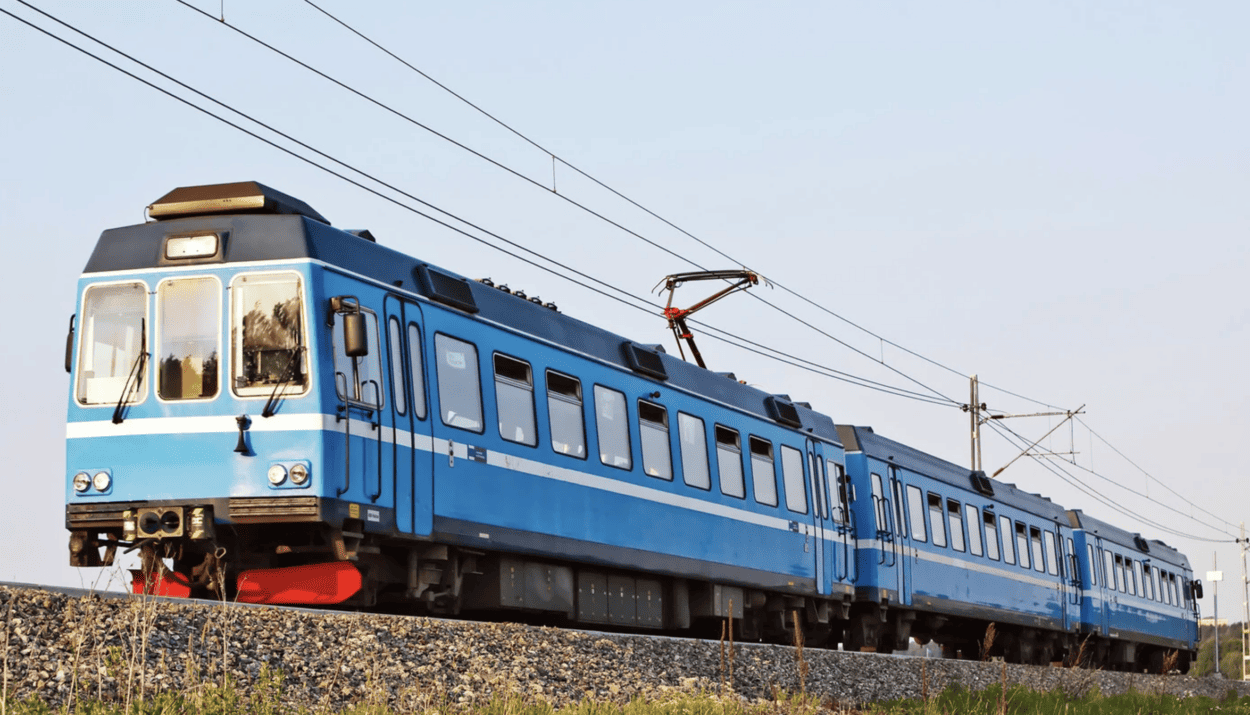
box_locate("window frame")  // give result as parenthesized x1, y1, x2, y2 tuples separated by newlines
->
(546, 369, 586, 460)
(638, 399, 673, 480)
(947, 498, 966, 552)
(406, 322, 428, 420)
(677, 412, 711, 490)
(434, 332, 483, 433)
(593, 384, 632, 470)
(715, 425, 746, 499)
(928, 493, 947, 547)
(493, 352, 538, 447)
(387, 316, 407, 416)
(906, 484, 927, 542)
(231, 270, 311, 400)
(964, 503, 983, 557)
(155, 275, 222, 403)
(1000, 515, 1016, 565)
(333, 307, 384, 409)
(983, 511, 1000, 561)
(780, 444, 808, 515)
(75, 279, 151, 407)
(749, 436, 778, 507)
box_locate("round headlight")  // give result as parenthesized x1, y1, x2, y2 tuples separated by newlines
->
(73, 472, 90, 492)
(289, 463, 309, 485)
(267, 464, 287, 486)
(92, 472, 111, 492)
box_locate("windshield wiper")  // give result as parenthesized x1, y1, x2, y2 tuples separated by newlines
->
(112, 320, 148, 425)
(261, 348, 301, 418)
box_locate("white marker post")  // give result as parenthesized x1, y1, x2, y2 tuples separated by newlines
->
(1209, 560, 1224, 677)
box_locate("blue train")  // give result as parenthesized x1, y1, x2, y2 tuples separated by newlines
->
(64, 182, 1199, 671)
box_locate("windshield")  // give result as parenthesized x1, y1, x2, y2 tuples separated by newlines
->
(158, 276, 220, 400)
(232, 272, 307, 396)
(76, 282, 148, 406)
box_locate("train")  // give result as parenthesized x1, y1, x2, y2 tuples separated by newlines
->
(64, 181, 1200, 671)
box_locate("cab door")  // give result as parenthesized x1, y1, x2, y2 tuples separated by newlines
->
(887, 467, 912, 606)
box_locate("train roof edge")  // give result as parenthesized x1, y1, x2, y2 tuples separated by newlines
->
(83, 181, 841, 445)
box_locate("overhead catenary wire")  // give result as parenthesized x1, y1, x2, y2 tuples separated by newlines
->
(176, 0, 966, 409)
(4, 2, 958, 413)
(297, 0, 1059, 412)
(984, 419, 1237, 543)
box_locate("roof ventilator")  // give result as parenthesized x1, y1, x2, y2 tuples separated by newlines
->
(766, 395, 802, 428)
(417, 265, 479, 314)
(970, 471, 995, 496)
(622, 342, 668, 381)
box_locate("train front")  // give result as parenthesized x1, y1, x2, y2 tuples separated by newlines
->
(64, 182, 359, 604)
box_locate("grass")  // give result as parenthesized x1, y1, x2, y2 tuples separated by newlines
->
(4, 686, 1250, 715)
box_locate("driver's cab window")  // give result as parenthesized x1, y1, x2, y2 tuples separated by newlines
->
(76, 281, 149, 406)
(231, 272, 309, 397)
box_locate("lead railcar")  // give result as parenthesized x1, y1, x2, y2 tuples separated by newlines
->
(65, 181, 857, 642)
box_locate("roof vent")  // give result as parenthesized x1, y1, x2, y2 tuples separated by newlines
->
(416, 265, 479, 313)
(622, 342, 668, 380)
(1133, 535, 1150, 553)
(766, 395, 802, 428)
(347, 229, 376, 242)
(970, 471, 995, 496)
(148, 181, 329, 224)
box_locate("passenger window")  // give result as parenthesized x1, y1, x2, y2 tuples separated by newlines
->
(983, 512, 999, 560)
(1115, 555, 1126, 593)
(829, 461, 849, 523)
(780, 445, 807, 514)
(965, 504, 983, 556)
(638, 401, 672, 479)
(1029, 527, 1044, 573)
(928, 494, 947, 547)
(546, 371, 585, 458)
(233, 273, 309, 397)
(333, 308, 383, 408)
(999, 515, 1015, 564)
(494, 354, 536, 446)
(157, 277, 221, 401)
(387, 318, 406, 415)
(871, 475, 887, 532)
(594, 386, 631, 469)
(1170, 574, 1180, 606)
(1016, 523, 1030, 570)
(1067, 538, 1077, 582)
(906, 485, 926, 542)
(1043, 531, 1058, 576)
(716, 426, 745, 498)
(948, 499, 965, 552)
(1142, 564, 1153, 600)
(749, 437, 778, 506)
(77, 281, 150, 406)
(1155, 569, 1164, 602)
(811, 455, 828, 519)
(406, 324, 427, 419)
(678, 413, 710, 490)
(891, 478, 906, 536)
(1128, 560, 1139, 596)
(434, 334, 482, 431)
(1087, 545, 1097, 586)
(1104, 550, 1116, 591)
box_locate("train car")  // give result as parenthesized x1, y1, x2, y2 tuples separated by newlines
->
(837, 425, 1082, 664)
(64, 181, 857, 640)
(1067, 510, 1200, 671)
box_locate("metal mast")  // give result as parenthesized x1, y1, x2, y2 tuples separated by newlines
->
(1241, 522, 1249, 681)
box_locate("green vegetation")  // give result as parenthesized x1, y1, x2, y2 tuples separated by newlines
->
(1192, 622, 1247, 679)
(5, 684, 1250, 715)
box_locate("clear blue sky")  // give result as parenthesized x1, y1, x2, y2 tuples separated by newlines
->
(1, 1, 1247, 614)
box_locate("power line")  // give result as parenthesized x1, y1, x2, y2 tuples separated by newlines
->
(4, 2, 956, 415)
(296, 0, 1060, 412)
(985, 419, 1236, 543)
(1076, 417, 1240, 532)
(177, 0, 966, 409)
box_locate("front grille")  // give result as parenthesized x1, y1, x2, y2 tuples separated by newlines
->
(66, 504, 128, 528)
(229, 496, 320, 519)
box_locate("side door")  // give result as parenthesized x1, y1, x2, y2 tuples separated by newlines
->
(1095, 538, 1111, 636)
(330, 301, 382, 505)
(887, 467, 912, 606)
(383, 296, 433, 536)
(1063, 535, 1082, 631)
(805, 439, 831, 595)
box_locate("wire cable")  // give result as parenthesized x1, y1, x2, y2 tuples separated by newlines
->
(5, 2, 959, 414)
(297, 0, 1059, 411)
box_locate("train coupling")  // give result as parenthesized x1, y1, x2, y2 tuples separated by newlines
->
(123, 506, 215, 541)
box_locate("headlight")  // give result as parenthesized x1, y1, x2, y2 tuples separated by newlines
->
(289, 463, 309, 485)
(92, 472, 111, 492)
(267, 464, 287, 486)
(73, 472, 90, 492)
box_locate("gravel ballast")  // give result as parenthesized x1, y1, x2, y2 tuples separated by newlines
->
(3, 585, 1247, 710)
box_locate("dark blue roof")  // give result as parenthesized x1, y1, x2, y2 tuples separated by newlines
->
(83, 211, 840, 445)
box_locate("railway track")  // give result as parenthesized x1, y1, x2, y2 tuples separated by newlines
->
(3, 581, 1244, 710)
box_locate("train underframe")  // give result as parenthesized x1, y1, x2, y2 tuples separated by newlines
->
(67, 505, 1192, 674)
